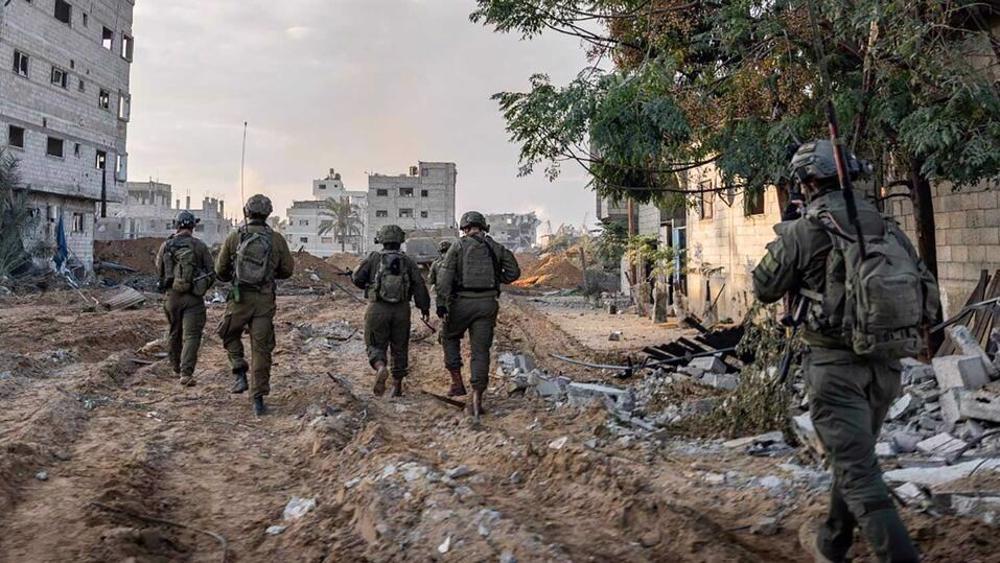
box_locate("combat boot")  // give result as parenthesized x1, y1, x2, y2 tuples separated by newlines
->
(798, 521, 835, 563)
(373, 362, 389, 397)
(391, 378, 403, 397)
(447, 368, 467, 397)
(467, 389, 486, 417)
(253, 396, 267, 416)
(231, 367, 249, 394)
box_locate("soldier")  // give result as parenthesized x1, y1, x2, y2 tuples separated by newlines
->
(352, 225, 430, 397)
(436, 211, 521, 414)
(155, 210, 215, 387)
(752, 140, 939, 563)
(428, 239, 452, 290)
(215, 194, 295, 416)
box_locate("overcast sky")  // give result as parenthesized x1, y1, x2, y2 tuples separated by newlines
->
(128, 0, 595, 232)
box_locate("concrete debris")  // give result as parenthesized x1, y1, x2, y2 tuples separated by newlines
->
(566, 382, 632, 408)
(699, 372, 739, 391)
(500, 550, 518, 563)
(445, 465, 473, 479)
(35, 471, 48, 481)
(889, 431, 923, 454)
(946, 325, 998, 378)
(548, 436, 569, 450)
(933, 355, 990, 391)
(437, 535, 452, 554)
(875, 442, 895, 457)
(749, 516, 780, 536)
(941, 388, 1000, 426)
(100, 286, 146, 311)
(475, 509, 501, 537)
(688, 355, 726, 374)
(282, 496, 317, 521)
(894, 483, 928, 506)
(940, 494, 1000, 525)
(885, 459, 1000, 486)
(608, 331, 623, 341)
(888, 393, 923, 421)
(900, 358, 936, 385)
(722, 431, 784, 450)
(266, 525, 287, 535)
(916, 432, 967, 457)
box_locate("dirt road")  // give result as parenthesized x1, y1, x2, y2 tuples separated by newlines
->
(0, 292, 993, 562)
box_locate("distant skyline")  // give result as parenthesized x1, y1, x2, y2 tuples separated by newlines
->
(128, 0, 597, 233)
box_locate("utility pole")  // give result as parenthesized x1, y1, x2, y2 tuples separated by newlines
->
(240, 121, 248, 203)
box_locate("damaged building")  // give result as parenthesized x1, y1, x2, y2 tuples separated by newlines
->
(484, 212, 540, 253)
(366, 162, 456, 253)
(285, 168, 368, 256)
(0, 0, 135, 272)
(95, 181, 234, 247)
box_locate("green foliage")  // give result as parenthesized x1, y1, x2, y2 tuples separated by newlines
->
(0, 150, 34, 277)
(318, 197, 364, 253)
(594, 218, 627, 270)
(474, 0, 1000, 200)
(625, 234, 674, 280)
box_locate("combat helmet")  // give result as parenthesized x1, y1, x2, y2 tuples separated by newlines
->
(243, 194, 273, 219)
(789, 140, 864, 186)
(175, 210, 198, 230)
(376, 224, 406, 245)
(459, 211, 489, 232)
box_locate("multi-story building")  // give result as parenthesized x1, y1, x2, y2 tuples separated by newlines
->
(484, 212, 539, 253)
(285, 168, 368, 256)
(1, 0, 135, 271)
(95, 181, 233, 247)
(366, 162, 456, 252)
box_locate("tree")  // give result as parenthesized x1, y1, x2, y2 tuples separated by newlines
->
(472, 0, 1000, 276)
(0, 150, 34, 277)
(594, 217, 628, 270)
(318, 197, 364, 253)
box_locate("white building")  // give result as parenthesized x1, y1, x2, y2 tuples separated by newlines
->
(95, 181, 234, 247)
(1, 0, 135, 272)
(285, 169, 368, 256)
(366, 162, 456, 252)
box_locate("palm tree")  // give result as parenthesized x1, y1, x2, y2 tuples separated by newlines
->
(0, 150, 34, 277)
(318, 197, 363, 254)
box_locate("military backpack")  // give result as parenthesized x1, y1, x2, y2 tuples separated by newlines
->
(808, 210, 927, 360)
(372, 250, 411, 304)
(457, 235, 501, 292)
(235, 226, 274, 288)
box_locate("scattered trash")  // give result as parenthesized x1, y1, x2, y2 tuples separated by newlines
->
(282, 496, 317, 521)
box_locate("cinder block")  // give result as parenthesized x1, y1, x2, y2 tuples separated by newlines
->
(688, 355, 726, 374)
(945, 325, 998, 378)
(932, 355, 990, 391)
(916, 432, 967, 457)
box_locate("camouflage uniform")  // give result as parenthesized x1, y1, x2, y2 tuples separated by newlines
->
(215, 219, 294, 400)
(753, 189, 938, 563)
(155, 232, 215, 383)
(352, 251, 430, 380)
(436, 231, 521, 393)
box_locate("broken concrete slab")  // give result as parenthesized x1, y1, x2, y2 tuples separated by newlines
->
(723, 431, 785, 450)
(688, 355, 726, 374)
(875, 442, 895, 457)
(900, 358, 936, 385)
(889, 431, 923, 454)
(885, 458, 1000, 486)
(894, 482, 928, 506)
(700, 373, 739, 391)
(940, 494, 1000, 525)
(527, 372, 570, 399)
(916, 432, 967, 457)
(946, 325, 998, 378)
(566, 382, 631, 407)
(941, 388, 1000, 427)
(933, 355, 989, 391)
(888, 393, 923, 421)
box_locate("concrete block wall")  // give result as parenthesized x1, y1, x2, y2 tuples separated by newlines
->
(684, 163, 782, 322)
(884, 183, 1000, 317)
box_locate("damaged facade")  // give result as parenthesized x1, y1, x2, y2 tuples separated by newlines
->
(285, 169, 368, 256)
(366, 162, 456, 253)
(0, 0, 134, 272)
(95, 181, 233, 247)
(484, 212, 539, 253)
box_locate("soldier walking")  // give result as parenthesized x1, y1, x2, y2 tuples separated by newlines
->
(436, 211, 521, 415)
(352, 225, 431, 397)
(215, 194, 295, 416)
(428, 239, 452, 289)
(752, 141, 939, 563)
(155, 210, 215, 387)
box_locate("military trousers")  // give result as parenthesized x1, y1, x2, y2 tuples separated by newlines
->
(164, 291, 207, 378)
(442, 296, 499, 392)
(364, 301, 412, 379)
(805, 347, 919, 563)
(217, 290, 276, 398)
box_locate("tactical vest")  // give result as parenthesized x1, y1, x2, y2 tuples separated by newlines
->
(457, 235, 500, 292)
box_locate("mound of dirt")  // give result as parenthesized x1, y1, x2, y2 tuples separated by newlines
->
(94, 238, 165, 276)
(327, 253, 362, 273)
(513, 253, 583, 290)
(284, 251, 356, 290)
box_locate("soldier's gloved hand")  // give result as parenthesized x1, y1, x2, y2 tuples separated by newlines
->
(436, 306, 448, 319)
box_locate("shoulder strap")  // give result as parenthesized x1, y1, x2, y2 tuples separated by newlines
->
(482, 237, 502, 286)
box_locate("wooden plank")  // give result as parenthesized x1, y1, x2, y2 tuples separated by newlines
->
(938, 270, 990, 357)
(971, 270, 1000, 350)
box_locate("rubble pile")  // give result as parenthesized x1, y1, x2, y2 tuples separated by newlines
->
(511, 253, 583, 290)
(326, 253, 360, 273)
(281, 251, 357, 295)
